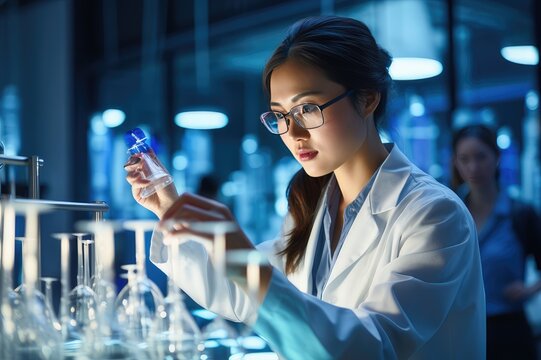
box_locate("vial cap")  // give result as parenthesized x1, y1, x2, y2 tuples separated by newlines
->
(124, 128, 147, 148)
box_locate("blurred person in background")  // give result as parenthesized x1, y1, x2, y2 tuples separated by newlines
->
(126, 16, 485, 359)
(196, 174, 220, 200)
(452, 124, 541, 359)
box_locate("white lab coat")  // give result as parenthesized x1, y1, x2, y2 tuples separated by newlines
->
(150, 144, 486, 359)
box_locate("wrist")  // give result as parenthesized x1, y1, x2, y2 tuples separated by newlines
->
(258, 265, 273, 302)
(157, 192, 179, 220)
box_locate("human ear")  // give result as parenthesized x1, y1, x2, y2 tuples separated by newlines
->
(356, 91, 381, 118)
(364, 91, 381, 117)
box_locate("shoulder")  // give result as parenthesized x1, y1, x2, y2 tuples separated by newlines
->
(394, 171, 476, 249)
(404, 168, 469, 217)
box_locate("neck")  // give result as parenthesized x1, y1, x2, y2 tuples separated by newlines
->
(468, 181, 499, 207)
(334, 128, 389, 206)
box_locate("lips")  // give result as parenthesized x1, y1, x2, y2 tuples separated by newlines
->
(297, 149, 318, 161)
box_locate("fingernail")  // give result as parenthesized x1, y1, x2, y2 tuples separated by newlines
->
(123, 157, 141, 168)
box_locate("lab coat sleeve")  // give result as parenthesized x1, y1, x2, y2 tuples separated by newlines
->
(147, 215, 291, 324)
(149, 231, 257, 324)
(253, 193, 479, 359)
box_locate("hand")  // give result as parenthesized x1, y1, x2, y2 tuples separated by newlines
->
(160, 192, 273, 301)
(159, 192, 254, 251)
(503, 281, 535, 302)
(124, 149, 178, 218)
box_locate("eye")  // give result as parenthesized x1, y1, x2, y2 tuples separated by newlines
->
(301, 104, 318, 114)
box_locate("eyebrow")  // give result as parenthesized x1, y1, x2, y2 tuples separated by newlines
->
(270, 90, 323, 108)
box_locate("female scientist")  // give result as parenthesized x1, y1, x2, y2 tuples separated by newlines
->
(452, 124, 541, 359)
(125, 16, 486, 359)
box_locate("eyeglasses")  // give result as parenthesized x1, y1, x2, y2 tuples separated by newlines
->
(260, 90, 354, 135)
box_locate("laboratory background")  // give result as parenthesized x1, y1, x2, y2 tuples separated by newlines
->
(0, 0, 540, 358)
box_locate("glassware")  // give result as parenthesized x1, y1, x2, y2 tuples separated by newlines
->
(226, 249, 270, 358)
(173, 220, 243, 359)
(115, 220, 164, 347)
(68, 234, 98, 339)
(10, 201, 63, 359)
(1, 202, 19, 359)
(40, 276, 62, 333)
(40, 277, 57, 312)
(124, 127, 173, 198)
(82, 239, 94, 288)
(150, 233, 201, 359)
(76, 220, 134, 359)
(72, 233, 88, 288)
(14, 236, 25, 292)
(52, 232, 84, 357)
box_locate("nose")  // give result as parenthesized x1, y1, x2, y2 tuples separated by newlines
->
(285, 115, 310, 141)
(466, 160, 480, 174)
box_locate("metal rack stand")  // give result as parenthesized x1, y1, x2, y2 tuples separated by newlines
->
(0, 154, 43, 199)
(0, 154, 110, 278)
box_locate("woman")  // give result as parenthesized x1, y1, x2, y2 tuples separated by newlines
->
(126, 16, 485, 359)
(452, 124, 541, 359)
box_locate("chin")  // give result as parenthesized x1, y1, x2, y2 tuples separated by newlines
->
(302, 166, 333, 178)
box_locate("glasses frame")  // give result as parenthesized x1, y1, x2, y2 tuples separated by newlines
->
(260, 89, 354, 135)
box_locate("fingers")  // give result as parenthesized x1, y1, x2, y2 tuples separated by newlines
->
(125, 169, 151, 189)
(124, 154, 152, 189)
(158, 193, 236, 241)
(503, 281, 529, 301)
(162, 192, 230, 221)
(167, 203, 225, 222)
(123, 155, 142, 170)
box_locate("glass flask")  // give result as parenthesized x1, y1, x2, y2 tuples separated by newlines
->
(9, 202, 63, 359)
(124, 128, 173, 198)
(67, 235, 98, 340)
(115, 220, 164, 348)
(150, 234, 201, 359)
(76, 220, 134, 359)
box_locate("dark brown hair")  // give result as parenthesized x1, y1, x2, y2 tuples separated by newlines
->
(451, 124, 500, 190)
(263, 16, 392, 274)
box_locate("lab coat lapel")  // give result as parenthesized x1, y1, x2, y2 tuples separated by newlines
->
(325, 145, 412, 290)
(324, 198, 381, 288)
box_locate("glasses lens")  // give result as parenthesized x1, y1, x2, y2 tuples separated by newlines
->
(292, 104, 323, 129)
(261, 112, 288, 134)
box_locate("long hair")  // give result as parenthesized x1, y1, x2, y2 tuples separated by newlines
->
(263, 16, 393, 274)
(451, 124, 500, 190)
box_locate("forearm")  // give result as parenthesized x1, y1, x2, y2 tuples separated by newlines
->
(150, 230, 258, 323)
(529, 280, 541, 297)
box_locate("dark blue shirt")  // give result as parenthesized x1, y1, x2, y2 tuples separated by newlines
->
(311, 172, 378, 298)
(458, 187, 525, 316)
